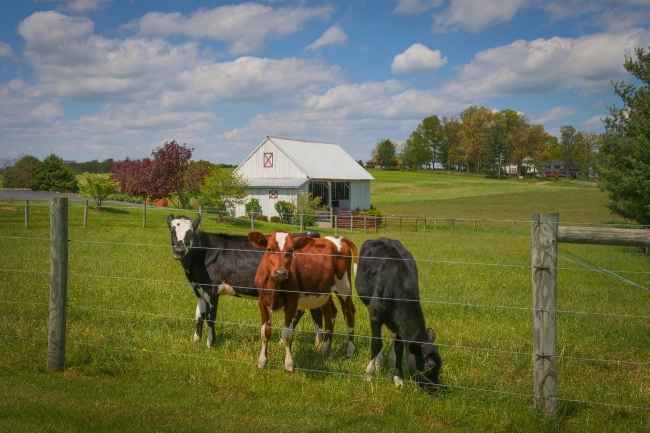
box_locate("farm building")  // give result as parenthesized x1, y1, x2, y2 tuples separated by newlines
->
(234, 136, 374, 219)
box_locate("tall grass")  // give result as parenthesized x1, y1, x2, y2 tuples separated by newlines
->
(1, 178, 649, 432)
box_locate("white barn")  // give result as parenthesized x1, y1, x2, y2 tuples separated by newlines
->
(234, 136, 374, 218)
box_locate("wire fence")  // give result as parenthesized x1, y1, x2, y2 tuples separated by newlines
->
(1, 212, 649, 417)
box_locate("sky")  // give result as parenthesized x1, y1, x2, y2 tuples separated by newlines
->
(1, 0, 650, 165)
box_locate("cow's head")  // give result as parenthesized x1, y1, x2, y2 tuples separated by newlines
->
(408, 327, 442, 392)
(249, 231, 315, 283)
(167, 214, 201, 260)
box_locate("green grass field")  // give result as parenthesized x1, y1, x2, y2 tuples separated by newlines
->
(1, 172, 649, 432)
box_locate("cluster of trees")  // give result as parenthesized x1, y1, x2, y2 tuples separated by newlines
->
(1, 154, 79, 192)
(65, 159, 114, 175)
(107, 140, 248, 217)
(372, 108, 600, 179)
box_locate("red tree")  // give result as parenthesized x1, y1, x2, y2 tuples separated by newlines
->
(111, 157, 152, 199)
(148, 140, 198, 208)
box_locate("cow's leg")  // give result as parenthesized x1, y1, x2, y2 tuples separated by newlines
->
(388, 332, 397, 367)
(336, 294, 356, 358)
(307, 308, 324, 345)
(392, 334, 405, 387)
(319, 297, 335, 355)
(258, 298, 272, 369)
(365, 316, 383, 379)
(192, 284, 206, 342)
(282, 298, 299, 373)
(205, 293, 219, 348)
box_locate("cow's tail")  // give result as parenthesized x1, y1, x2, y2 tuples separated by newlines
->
(341, 238, 359, 277)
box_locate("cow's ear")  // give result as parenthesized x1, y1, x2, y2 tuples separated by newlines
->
(427, 328, 436, 343)
(408, 341, 423, 357)
(249, 231, 267, 249)
(192, 214, 201, 230)
(293, 236, 315, 252)
(167, 214, 174, 228)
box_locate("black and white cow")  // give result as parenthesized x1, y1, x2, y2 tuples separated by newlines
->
(167, 213, 323, 347)
(355, 237, 441, 391)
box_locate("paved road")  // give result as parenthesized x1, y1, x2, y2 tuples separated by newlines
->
(0, 190, 139, 206)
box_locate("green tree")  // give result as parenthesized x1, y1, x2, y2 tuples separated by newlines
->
(245, 198, 263, 217)
(35, 154, 78, 192)
(559, 125, 582, 177)
(598, 46, 650, 225)
(199, 167, 248, 221)
(1, 155, 40, 189)
(274, 200, 295, 223)
(483, 123, 507, 178)
(371, 139, 397, 168)
(294, 191, 327, 227)
(79, 172, 119, 207)
(401, 133, 431, 169)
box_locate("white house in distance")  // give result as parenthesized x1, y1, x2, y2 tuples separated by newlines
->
(234, 136, 374, 218)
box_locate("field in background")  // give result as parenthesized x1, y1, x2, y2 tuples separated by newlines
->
(1, 172, 648, 432)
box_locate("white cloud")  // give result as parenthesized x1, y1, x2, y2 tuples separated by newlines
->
(133, 4, 334, 54)
(393, 0, 443, 15)
(16, 11, 341, 106)
(430, 0, 650, 33)
(391, 43, 447, 74)
(579, 114, 606, 130)
(531, 106, 580, 124)
(442, 29, 650, 100)
(0, 41, 13, 58)
(305, 25, 348, 51)
(57, 0, 113, 14)
(432, 0, 526, 33)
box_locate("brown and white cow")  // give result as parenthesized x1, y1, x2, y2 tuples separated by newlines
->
(248, 231, 357, 372)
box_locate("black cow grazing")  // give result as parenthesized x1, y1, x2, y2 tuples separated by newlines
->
(355, 237, 441, 391)
(167, 213, 323, 347)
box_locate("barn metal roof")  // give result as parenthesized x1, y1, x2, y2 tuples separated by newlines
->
(246, 178, 309, 188)
(238, 136, 374, 181)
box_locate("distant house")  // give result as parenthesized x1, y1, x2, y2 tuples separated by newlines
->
(234, 136, 374, 218)
(536, 160, 581, 178)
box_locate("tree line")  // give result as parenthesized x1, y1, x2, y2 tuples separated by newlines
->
(372, 108, 601, 179)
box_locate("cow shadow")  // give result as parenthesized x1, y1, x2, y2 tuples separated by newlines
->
(92, 206, 130, 215)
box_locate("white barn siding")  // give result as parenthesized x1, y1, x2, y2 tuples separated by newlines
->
(349, 180, 371, 210)
(235, 184, 309, 218)
(237, 140, 308, 179)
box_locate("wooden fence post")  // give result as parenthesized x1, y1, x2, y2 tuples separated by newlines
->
(375, 215, 378, 233)
(142, 201, 146, 228)
(435, 218, 437, 231)
(199, 206, 203, 229)
(300, 214, 304, 232)
(364, 215, 367, 234)
(83, 200, 88, 228)
(25, 199, 29, 229)
(452, 219, 455, 231)
(474, 219, 476, 234)
(531, 213, 558, 418)
(415, 217, 418, 232)
(514, 220, 517, 235)
(48, 197, 68, 371)
(334, 215, 338, 236)
(252, 212, 256, 232)
(423, 218, 426, 232)
(399, 216, 402, 232)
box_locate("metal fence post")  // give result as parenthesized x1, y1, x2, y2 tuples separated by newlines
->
(25, 199, 29, 229)
(199, 205, 203, 229)
(48, 197, 68, 371)
(531, 213, 558, 418)
(251, 212, 255, 232)
(83, 200, 88, 228)
(300, 214, 304, 232)
(142, 201, 146, 228)
(334, 214, 338, 236)
(415, 217, 418, 232)
(375, 215, 378, 233)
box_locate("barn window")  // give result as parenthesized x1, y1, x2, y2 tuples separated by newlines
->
(263, 152, 273, 168)
(269, 190, 278, 199)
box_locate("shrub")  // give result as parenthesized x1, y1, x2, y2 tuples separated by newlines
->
(245, 198, 262, 217)
(255, 215, 269, 222)
(79, 172, 119, 207)
(238, 215, 249, 219)
(270, 216, 281, 223)
(106, 193, 145, 204)
(274, 200, 295, 223)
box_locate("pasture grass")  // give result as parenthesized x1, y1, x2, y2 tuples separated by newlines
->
(1, 176, 649, 432)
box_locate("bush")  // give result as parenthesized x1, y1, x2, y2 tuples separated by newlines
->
(274, 200, 295, 223)
(106, 193, 145, 204)
(270, 216, 281, 223)
(255, 215, 269, 222)
(35, 154, 79, 193)
(238, 215, 249, 219)
(79, 172, 119, 207)
(245, 198, 262, 217)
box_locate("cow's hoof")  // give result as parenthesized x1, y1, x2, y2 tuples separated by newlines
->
(258, 357, 267, 369)
(346, 342, 356, 358)
(393, 376, 404, 387)
(286, 368, 294, 374)
(193, 332, 201, 342)
(321, 340, 331, 355)
(364, 375, 373, 382)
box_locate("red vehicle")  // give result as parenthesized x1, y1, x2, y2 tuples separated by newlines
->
(544, 172, 566, 178)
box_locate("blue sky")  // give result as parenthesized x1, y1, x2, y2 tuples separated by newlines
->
(1, 0, 649, 164)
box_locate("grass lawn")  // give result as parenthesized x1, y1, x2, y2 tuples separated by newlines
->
(1, 172, 648, 432)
